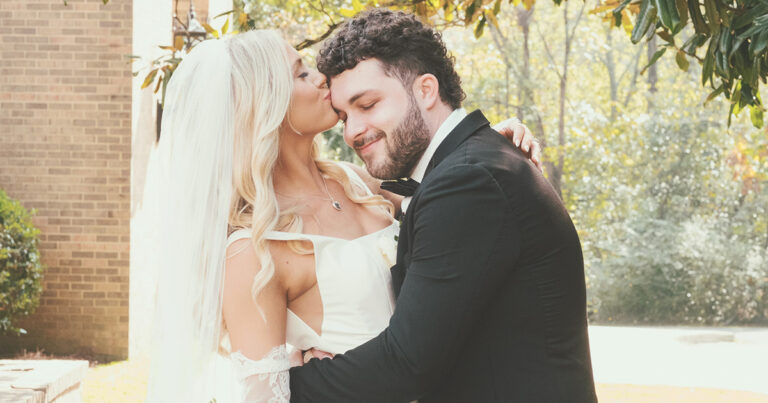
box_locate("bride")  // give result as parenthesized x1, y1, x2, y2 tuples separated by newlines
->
(145, 29, 539, 402)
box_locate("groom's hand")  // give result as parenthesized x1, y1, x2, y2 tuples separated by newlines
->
(493, 118, 542, 171)
(303, 348, 334, 363)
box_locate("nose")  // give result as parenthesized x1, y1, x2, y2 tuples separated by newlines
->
(343, 115, 365, 148)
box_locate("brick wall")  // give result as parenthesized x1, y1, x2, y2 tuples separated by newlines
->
(0, 0, 132, 360)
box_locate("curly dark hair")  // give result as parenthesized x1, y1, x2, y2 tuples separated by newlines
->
(317, 8, 465, 109)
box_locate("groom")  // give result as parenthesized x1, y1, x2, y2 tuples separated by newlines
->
(289, 9, 597, 402)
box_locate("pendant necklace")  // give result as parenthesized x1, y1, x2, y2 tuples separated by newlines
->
(320, 174, 343, 211)
(276, 175, 342, 212)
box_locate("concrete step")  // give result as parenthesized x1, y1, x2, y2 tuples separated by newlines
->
(0, 360, 88, 403)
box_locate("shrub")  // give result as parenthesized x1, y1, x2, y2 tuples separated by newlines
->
(0, 189, 44, 335)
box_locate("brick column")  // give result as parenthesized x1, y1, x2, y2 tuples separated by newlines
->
(0, 0, 132, 360)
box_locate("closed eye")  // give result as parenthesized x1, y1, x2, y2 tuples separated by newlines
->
(298, 72, 309, 79)
(361, 102, 376, 110)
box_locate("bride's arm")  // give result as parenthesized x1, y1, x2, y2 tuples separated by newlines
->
(223, 239, 291, 402)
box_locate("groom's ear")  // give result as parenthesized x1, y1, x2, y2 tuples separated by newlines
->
(412, 73, 440, 111)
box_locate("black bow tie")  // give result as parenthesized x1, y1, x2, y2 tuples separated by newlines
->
(380, 178, 420, 197)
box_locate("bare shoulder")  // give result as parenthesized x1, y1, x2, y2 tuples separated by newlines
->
(224, 238, 280, 294)
(224, 237, 301, 288)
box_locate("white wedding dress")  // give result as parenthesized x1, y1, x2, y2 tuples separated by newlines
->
(224, 163, 399, 402)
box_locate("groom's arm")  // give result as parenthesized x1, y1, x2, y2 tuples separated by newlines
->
(289, 164, 520, 402)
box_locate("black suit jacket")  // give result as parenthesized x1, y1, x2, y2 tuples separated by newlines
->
(289, 110, 597, 402)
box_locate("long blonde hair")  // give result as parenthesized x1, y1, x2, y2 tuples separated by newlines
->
(226, 30, 393, 307)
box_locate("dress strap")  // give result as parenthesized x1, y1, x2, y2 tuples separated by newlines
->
(227, 228, 318, 243)
(263, 231, 318, 242)
(226, 228, 252, 248)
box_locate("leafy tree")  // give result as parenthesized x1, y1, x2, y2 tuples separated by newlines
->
(226, 0, 768, 127)
(0, 190, 44, 335)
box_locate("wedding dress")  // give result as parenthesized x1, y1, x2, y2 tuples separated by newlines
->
(223, 162, 399, 402)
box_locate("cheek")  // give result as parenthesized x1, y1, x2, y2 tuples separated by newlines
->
(370, 101, 403, 134)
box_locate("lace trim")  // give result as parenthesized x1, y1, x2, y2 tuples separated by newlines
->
(230, 345, 291, 402)
(230, 345, 292, 380)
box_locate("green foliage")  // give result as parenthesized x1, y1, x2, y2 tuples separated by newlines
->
(320, 126, 360, 163)
(565, 116, 768, 325)
(0, 190, 45, 335)
(595, 0, 768, 128)
(232, 0, 768, 128)
(455, 3, 767, 324)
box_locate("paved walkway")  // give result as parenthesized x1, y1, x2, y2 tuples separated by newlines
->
(589, 325, 768, 395)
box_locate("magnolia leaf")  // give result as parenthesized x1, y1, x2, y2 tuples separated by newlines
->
(201, 23, 218, 38)
(474, 15, 486, 39)
(493, 0, 502, 15)
(704, 84, 725, 105)
(141, 68, 159, 89)
(701, 52, 715, 85)
(214, 9, 235, 19)
(174, 36, 184, 51)
(653, 0, 680, 31)
(631, 0, 657, 44)
(750, 30, 768, 57)
(675, 50, 689, 71)
(750, 105, 764, 128)
(657, 30, 674, 44)
(154, 72, 163, 93)
(703, 0, 721, 38)
(222, 18, 229, 35)
(641, 47, 666, 75)
(675, 0, 688, 27)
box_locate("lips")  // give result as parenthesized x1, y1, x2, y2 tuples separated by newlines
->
(355, 133, 384, 155)
(358, 137, 381, 154)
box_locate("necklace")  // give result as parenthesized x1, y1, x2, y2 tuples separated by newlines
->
(320, 174, 343, 211)
(276, 175, 342, 212)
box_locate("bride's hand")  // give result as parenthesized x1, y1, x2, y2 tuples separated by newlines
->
(493, 118, 542, 172)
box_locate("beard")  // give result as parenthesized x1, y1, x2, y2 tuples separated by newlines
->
(362, 96, 431, 180)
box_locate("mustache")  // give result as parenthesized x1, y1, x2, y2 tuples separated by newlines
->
(352, 131, 385, 150)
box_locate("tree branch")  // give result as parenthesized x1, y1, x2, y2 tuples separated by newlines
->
(294, 23, 340, 50)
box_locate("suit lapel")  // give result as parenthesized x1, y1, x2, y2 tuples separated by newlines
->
(424, 109, 490, 179)
(390, 110, 491, 297)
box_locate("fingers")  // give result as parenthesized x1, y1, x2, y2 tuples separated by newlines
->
(496, 126, 516, 147)
(512, 125, 524, 147)
(304, 348, 334, 363)
(494, 119, 543, 171)
(531, 142, 543, 172)
(519, 125, 533, 153)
